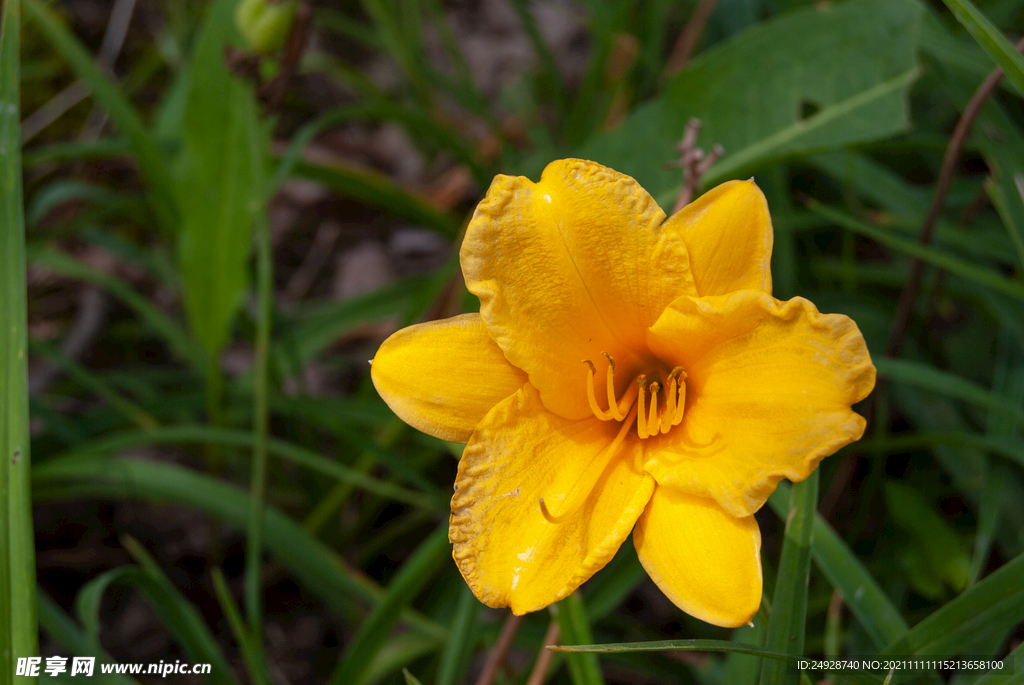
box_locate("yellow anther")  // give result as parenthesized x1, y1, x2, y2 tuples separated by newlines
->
(600, 351, 616, 372)
(647, 382, 661, 438)
(673, 370, 688, 425)
(583, 359, 613, 421)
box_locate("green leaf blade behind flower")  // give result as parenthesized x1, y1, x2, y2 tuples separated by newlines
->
(578, 0, 922, 206)
(761, 471, 818, 685)
(176, 0, 266, 359)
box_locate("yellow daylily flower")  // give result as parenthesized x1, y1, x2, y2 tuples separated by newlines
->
(371, 159, 875, 627)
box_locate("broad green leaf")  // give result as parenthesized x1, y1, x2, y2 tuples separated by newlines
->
(329, 526, 450, 685)
(553, 592, 605, 685)
(580, 0, 921, 205)
(761, 471, 817, 685)
(884, 481, 970, 598)
(32, 456, 447, 643)
(176, 0, 266, 357)
(938, 0, 1024, 96)
(1, 1, 38, 678)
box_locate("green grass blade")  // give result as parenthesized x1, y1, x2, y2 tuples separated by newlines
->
(874, 357, 1024, 423)
(1, 0, 38, 680)
(972, 640, 1023, 685)
(26, 246, 201, 365)
(119, 537, 240, 685)
(32, 455, 447, 641)
(75, 566, 237, 685)
(761, 471, 818, 685)
(551, 639, 801, 662)
(435, 586, 480, 685)
(44, 424, 443, 510)
(293, 160, 462, 239)
(21, 0, 177, 231)
(402, 669, 425, 685)
(769, 482, 909, 649)
(808, 201, 1024, 302)
(726, 612, 767, 685)
(881, 551, 1024, 658)
(938, 0, 1024, 97)
(329, 525, 450, 685)
(553, 592, 605, 685)
(210, 569, 266, 685)
(37, 587, 140, 685)
(28, 340, 159, 430)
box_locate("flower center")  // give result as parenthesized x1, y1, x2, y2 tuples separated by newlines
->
(583, 353, 687, 439)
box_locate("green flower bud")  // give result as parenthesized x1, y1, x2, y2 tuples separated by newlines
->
(235, 0, 297, 54)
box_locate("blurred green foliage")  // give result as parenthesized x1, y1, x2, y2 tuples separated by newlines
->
(2, 0, 1024, 683)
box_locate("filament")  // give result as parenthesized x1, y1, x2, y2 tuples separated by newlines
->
(540, 403, 639, 524)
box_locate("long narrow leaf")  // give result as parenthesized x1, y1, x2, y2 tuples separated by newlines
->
(43, 424, 444, 511)
(761, 471, 818, 685)
(881, 551, 1024, 658)
(938, 0, 1024, 97)
(554, 592, 605, 685)
(329, 525, 450, 685)
(874, 357, 1024, 423)
(809, 201, 1024, 302)
(37, 588, 139, 685)
(1, 1, 38, 680)
(769, 483, 909, 649)
(31, 456, 447, 642)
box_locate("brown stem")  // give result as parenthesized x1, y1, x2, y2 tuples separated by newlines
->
(664, 0, 721, 76)
(474, 613, 524, 685)
(525, 621, 561, 685)
(884, 35, 1024, 360)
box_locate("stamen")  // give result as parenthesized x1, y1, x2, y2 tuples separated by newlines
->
(661, 374, 677, 435)
(673, 370, 688, 425)
(636, 376, 649, 439)
(583, 360, 613, 421)
(601, 352, 622, 420)
(647, 382, 661, 438)
(539, 403, 639, 523)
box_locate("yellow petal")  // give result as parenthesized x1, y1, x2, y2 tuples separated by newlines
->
(450, 384, 654, 614)
(461, 158, 697, 420)
(371, 313, 528, 442)
(661, 180, 773, 296)
(645, 290, 875, 517)
(634, 486, 762, 628)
